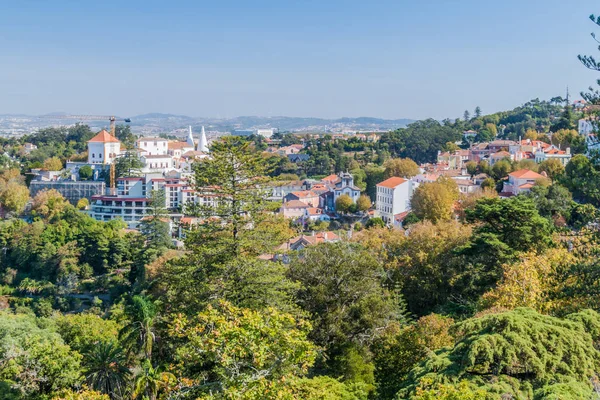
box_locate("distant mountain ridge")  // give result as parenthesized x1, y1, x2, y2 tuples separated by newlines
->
(0, 113, 415, 136)
(129, 114, 415, 132)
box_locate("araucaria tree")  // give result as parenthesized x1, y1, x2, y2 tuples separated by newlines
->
(191, 137, 271, 255)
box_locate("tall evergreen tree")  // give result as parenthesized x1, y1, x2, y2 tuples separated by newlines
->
(190, 137, 271, 256)
(139, 189, 172, 250)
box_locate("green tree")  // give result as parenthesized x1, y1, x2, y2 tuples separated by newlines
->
(356, 194, 372, 212)
(44, 156, 63, 171)
(0, 181, 30, 215)
(31, 189, 70, 220)
(463, 110, 470, 121)
(288, 242, 399, 384)
(539, 158, 566, 180)
(85, 342, 131, 399)
(0, 312, 82, 398)
(78, 165, 93, 180)
(139, 189, 172, 250)
(119, 295, 157, 360)
(474, 106, 482, 118)
(171, 300, 317, 397)
(373, 314, 454, 400)
(562, 154, 600, 205)
(491, 159, 512, 180)
(55, 313, 120, 354)
(465, 161, 477, 177)
(528, 183, 573, 223)
(335, 194, 354, 213)
(191, 137, 271, 255)
(383, 158, 420, 179)
(132, 360, 175, 400)
(76, 197, 89, 210)
(551, 129, 586, 154)
(399, 308, 600, 399)
(113, 150, 143, 178)
(465, 196, 553, 254)
(410, 179, 458, 223)
(115, 125, 136, 149)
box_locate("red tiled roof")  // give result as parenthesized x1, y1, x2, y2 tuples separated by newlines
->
(509, 169, 545, 180)
(282, 200, 309, 208)
(88, 130, 120, 143)
(322, 174, 339, 183)
(306, 207, 322, 215)
(168, 141, 193, 150)
(490, 151, 511, 158)
(291, 190, 317, 198)
(377, 177, 407, 189)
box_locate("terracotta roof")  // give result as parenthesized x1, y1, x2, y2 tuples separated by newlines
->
(88, 130, 120, 143)
(182, 150, 205, 158)
(306, 207, 322, 215)
(168, 142, 193, 150)
(394, 211, 410, 222)
(291, 190, 318, 198)
(180, 217, 199, 225)
(490, 151, 511, 158)
(322, 174, 340, 183)
(509, 169, 545, 180)
(303, 231, 340, 244)
(519, 183, 535, 189)
(282, 200, 309, 209)
(377, 177, 407, 189)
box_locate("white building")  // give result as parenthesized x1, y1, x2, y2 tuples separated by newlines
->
(256, 128, 275, 138)
(136, 137, 169, 156)
(579, 118, 595, 135)
(534, 145, 571, 166)
(502, 169, 546, 196)
(376, 177, 415, 225)
(87, 130, 121, 165)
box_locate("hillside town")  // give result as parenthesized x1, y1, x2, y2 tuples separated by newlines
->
(6, 2, 600, 400)
(19, 110, 595, 244)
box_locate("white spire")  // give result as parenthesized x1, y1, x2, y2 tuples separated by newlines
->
(186, 126, 195, 147)
(198, 126, 209, 153)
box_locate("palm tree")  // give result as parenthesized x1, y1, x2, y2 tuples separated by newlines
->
(132, 360, 176, 400)
(119, 295, 157, 359)
(85, 341, 131, 399)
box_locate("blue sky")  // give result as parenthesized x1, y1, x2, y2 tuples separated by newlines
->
(0, 0, 599, 120)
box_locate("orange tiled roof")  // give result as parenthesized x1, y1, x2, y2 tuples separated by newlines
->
(509, 169, 545, 180)
(88, 130, 120, 143)
(283, 200, 309, 208)
(377, 177, 407, 189)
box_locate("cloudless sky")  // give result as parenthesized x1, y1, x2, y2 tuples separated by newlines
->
(1, 0, 599, 120)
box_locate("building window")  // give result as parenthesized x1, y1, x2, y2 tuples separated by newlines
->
(92, 153, 95, 158)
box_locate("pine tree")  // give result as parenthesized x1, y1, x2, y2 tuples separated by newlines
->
(139, 189, 171, 250)
(191, 137, 271, 255)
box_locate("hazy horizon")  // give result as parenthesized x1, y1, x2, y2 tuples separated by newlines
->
(1, 0, 599, 121)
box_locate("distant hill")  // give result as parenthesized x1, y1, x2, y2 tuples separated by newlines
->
(128, 114, 415, 132)
(0, 113, 415, 136)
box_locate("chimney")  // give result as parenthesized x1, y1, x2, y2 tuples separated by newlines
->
(566, 147, 571, 155)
